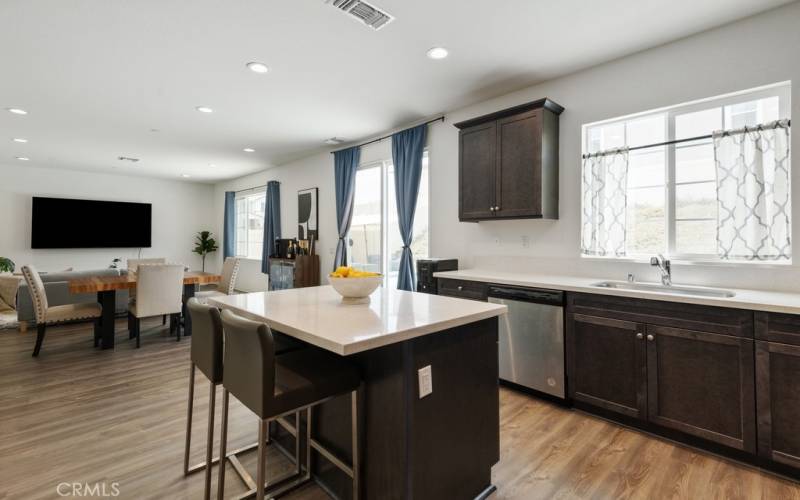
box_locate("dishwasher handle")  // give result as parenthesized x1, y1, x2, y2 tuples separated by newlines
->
(487, 286, 564, 306)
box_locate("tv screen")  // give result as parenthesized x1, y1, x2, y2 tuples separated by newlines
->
(31, 197, 152, 248)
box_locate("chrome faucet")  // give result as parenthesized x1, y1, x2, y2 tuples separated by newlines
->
(650, 254, 672, 286)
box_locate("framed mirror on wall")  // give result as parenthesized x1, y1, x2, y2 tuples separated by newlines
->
(298, 187, 319, 241)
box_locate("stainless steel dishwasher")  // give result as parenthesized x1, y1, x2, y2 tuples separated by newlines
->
(488, 285, 565, 399)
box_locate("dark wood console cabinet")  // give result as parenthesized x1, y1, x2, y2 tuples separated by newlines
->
(455, 99, 563, 222)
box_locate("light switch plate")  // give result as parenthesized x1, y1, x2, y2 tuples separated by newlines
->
(418, 365, 433, 398)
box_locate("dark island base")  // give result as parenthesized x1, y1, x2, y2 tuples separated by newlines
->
(271, 318, 500, 500)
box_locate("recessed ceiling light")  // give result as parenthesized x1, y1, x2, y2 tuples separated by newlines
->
(426, 47, 449, 60)
(324, 137, 345, 145)
(195, 106, 213, 113)
(208, 164, 216, 168)
(243, 148, 255, 153)
(181, 173, 191, 178)
(13, 138, 28, 143)
(15, 156, 30, 161)
(246, 62, 269, 74)
(7, 108, 28, 115)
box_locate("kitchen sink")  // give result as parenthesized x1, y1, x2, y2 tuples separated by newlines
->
(591, 280, 736, 298)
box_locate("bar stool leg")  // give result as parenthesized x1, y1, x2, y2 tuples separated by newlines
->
(204, 381, 216, 500)
(217, 388, 230, 500)
(183, 363, 196, 475)
(256, 419, 268, 500)
(351, 389, 360, 500)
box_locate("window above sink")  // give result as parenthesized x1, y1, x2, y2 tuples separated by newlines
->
(581, 82, 791, 264)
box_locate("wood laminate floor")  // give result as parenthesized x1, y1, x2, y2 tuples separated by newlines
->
(1, 319, 799, 499)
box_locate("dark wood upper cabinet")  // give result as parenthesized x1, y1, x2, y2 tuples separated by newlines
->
(458, 121, 496, 220)
(455, 98, 563, 221)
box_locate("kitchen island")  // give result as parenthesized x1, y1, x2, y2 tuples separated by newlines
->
(209, 285, 507, 500)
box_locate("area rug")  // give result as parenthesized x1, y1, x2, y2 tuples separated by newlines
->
(0, 311, 18, 330)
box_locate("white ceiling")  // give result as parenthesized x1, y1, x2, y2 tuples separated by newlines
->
(0, 0, 793, 182)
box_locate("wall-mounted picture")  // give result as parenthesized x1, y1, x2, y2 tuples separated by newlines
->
(298, 187, 318, 240)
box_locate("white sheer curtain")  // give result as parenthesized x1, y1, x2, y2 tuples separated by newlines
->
(714, 119, 791, 261)
(581, 148, 630, 257)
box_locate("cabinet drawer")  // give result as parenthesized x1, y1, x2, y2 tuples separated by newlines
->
(568, 292, 753, 338)
(437, 279, 487, 301)
(755, 312, 800, 346)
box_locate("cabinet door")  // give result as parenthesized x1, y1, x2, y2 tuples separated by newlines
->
(756, 340, 800, 467)
(459, 122, 496, 221)
(495, 110, 542, 218)
(646, 325, 756, 452)
(566, 313, 647, 419)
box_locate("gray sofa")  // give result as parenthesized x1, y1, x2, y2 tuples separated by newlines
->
(17, 268, 130, 327)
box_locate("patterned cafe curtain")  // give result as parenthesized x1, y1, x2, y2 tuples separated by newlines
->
(714, 119, 791, 260)
(580, 148, 630, 257)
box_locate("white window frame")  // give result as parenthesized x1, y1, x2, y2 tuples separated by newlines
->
(349, 151, 431, 280)
(234, 188, 266, 260)
(582, 82, 791, 265)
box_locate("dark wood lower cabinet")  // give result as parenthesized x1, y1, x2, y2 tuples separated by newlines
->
(566, 313, 647, 419)
(756, 340, 800, 468)
(646, 325, 756, 452)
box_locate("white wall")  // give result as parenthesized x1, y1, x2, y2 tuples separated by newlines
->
(0, 163, 215, 273)
(216, 2, 800, 293)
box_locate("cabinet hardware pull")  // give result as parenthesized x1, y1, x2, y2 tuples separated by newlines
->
(457, 286, 463, 291)
(495, 206, 500, 211)
(647, 334, 655, 341)
(489, 206, 494, 212)
(636, 333, 643, 339)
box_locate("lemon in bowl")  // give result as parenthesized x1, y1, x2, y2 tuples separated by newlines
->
(328, 267, 383, 304)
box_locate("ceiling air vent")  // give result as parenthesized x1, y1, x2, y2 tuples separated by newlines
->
(326, 0, 394, 30)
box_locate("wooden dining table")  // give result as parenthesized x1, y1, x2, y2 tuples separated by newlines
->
(68, 271, 221, 349)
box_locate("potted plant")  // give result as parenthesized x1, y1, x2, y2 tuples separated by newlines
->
(0, 257, 15, 274)
(193, 231, 219, 272)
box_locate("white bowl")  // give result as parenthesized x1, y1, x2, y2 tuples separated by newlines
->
(328, 275, 382, 304)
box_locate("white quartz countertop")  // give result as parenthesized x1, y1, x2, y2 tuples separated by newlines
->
(434, 269, 800, 315)
(207, 285, 507, 356)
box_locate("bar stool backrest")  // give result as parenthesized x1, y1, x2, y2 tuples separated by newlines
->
(220, 309, 276, 419)
(187, 298, 224, 384)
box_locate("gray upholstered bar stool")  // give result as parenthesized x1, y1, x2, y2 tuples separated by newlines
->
(184, 299, 307, 500)
(184, 299, 249, 499)
(218, 309, 362, 500)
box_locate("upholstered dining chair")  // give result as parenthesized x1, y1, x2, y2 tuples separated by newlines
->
(128, 264, 184, 348)
(194, 257, 241, 301)
(20, 265, 102, 357)
(127, 257, 166, 274)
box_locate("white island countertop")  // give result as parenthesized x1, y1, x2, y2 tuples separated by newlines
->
(434, 269, 800, 315)
(207, 285, 507, 355)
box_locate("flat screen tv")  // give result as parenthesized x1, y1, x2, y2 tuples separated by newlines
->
(31, 197, 152, 248)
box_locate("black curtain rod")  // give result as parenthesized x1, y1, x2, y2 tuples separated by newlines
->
(330, 116, 445, 154)
(583, 120, 791, 159)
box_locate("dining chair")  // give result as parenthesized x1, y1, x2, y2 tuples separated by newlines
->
(127, 257, 166, 274)
(20, 265, 102, 357)
(128, 257, 167, 324)
(128, 264, 184, 348)
(194, 257, 241, 301)
(217, 309, 363, 500)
